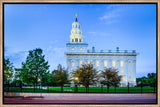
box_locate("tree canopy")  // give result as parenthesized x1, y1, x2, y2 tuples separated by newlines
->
(4, 58, 14, 83)
(71, 64, 98, 88)
(15, 48, 50, 86)
(52, 64, 70, 91)
(100, 68, 121, 87)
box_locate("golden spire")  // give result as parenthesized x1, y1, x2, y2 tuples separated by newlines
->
(75, 14, 78, 22)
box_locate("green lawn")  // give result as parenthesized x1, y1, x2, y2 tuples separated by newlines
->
(4, 86, 156, 93)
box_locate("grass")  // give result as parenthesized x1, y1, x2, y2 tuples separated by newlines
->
(4, 86, 156, 93)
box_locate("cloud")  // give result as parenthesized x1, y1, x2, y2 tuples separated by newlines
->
(99, 4, 126, 24)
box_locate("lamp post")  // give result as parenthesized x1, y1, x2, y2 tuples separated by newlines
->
(38, 78, 42, 96)
(138, 81, 142, 93)
(75, 77, 78, 92)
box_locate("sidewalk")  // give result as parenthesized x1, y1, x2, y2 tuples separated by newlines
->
(4, 93, 157, 104)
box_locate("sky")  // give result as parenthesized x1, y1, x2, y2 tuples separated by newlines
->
(4, 4, 156, 78)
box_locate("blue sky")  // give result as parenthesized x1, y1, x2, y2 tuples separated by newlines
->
(4, 4, 156, 78)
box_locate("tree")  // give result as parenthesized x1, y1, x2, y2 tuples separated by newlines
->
(4, 58, 14, 83)
(71, 64, 98, 92)
(100, 68, 121, 87)
(136, 72, 156, 87)
(15, 48, 50, 90)
(147, 73, 156, 79)
(52, 64, 70, 92)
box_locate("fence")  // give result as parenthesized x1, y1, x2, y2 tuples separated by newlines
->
(4, 82, 157, 94)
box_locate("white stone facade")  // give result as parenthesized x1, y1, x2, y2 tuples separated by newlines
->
(64, 15, 138, 87)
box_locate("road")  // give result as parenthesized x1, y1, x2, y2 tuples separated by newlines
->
(4, 93, 157, 104)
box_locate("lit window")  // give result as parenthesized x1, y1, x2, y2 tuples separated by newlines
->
(129, 76, 131, 81)
(97, 84, 99, 87)
(121, 70, 123, 73)
(105, 56, 107, 57)
(96, 61, 99, 67)
(88, 55, 90, 57)
(121, 76, 123, 81)
(129, 56, 131, 58)
(80, 55, 82, 57)
(104, 61, 107, 67)
(97, 55, 99, 57)
(121, 84, 123, 87)
(88, 61, 91, 65)
(80, 48, 82, 51)
(112, 61, 115, 67)
(129, 84, 131, 87)
(121, 61, 123, 67)
(97, 70, 99, 72)
(72, 62, 74, 66)
(80, 61, 82, 66)
(72, 48, 74, 51)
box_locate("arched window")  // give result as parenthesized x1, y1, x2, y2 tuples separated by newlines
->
(104, 61, 107, 67)
(121, 76, 123, 81)
(112, 61, 115, 67)
(121, 61, 123, 67)
(80, 61, 82, 66)
(129, 76, 131, 81)
(88, 61, 91, 65)
(72, 62, 74, 66)
(96, 61, 99, 67)
(75, 38, 78, 42)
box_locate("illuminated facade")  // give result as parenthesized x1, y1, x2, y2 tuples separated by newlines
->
(64, 15, 139, 87)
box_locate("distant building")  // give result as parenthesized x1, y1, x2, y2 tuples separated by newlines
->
(64, 15, 139, 87)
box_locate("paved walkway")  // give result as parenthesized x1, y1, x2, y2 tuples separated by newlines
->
(4, 93, 157, 104)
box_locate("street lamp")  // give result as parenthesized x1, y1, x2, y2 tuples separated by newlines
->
(38, 78, 42, 97)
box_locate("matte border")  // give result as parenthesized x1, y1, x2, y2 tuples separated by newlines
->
(0, 1, 159, 107)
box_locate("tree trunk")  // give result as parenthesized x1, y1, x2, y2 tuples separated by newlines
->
(107, 85, 109, 93)
(86, 86, 87, 93)
(34, 83, 35, 92)
(61, 85, 63, 92)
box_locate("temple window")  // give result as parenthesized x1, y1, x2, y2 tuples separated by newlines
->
(75, 38, 78, 42)
(129, 76, 131, 81)
(104, 61, 107, 67)
(121, 76, 123, 81)
(96, 61, 99, 67)
(112, 61, 115, 67)
(72, 62, 74, 66)
(121, 61, 123, 67)
(80, 61, 82, 66)
(88, 61, 91, 65)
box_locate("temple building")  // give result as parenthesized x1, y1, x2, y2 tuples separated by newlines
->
(64, 15, 139, 87)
